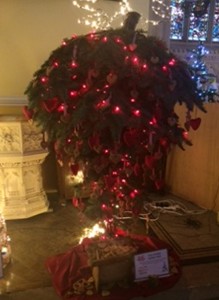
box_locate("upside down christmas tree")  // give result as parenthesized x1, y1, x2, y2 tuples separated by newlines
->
(24, 12, 207, 298)
(24, 12, 206, 231)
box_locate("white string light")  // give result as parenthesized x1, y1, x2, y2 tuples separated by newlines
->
(72, 0, 168, 30)
(151, 0, 171, 19)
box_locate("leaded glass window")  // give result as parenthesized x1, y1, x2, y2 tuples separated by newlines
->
(188, 5, 209, 41)
(170, 0, 219, 43)
(170, 0, 185, 40)
(212, 0, 219, 41)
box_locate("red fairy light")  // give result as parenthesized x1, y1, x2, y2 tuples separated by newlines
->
(112, 106, 121, 114)
(112, 171, 118, 176)
(162, 65, 168, 72)
(134, 189, 139, 194)
(103, 149, 109, 155)
(115, 37, 122, 43)
(160, 137, 169, 148)
(53, 61, 59, 68)
(72, 75, 77, 80)
(183, 130, 189, 139)
(40, 76, 48, 83)
(149, 117, 157, 125)
(89, 33, 95, 39)
(130, 191, 136, 199)
(168, 58, 176, 66)
(101, 204, 107, 210)
(132, 56, 139, 65)
(57, 104, 65, 112)
(96, 99, 109, 109)
(69, 90, 78, 97)
(123, 46, 128, 51)
(62, 40, 67, 46)
(124, 160, 130, 167)
(121, 178, 126, 184)
(79, 84, 88, 94)
(102, 36, 108, 43)
(130, 98, 136, 103)
(133, 109, 141, 117)
(142, 63, 148, 70)
(71, 60, 78, 68)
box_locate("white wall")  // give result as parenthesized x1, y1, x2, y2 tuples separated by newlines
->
(0, 0, 155, 102)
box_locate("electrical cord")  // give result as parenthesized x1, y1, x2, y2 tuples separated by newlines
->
(113, 198, 207, 222)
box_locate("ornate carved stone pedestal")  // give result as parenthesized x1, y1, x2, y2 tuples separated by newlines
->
(0, 116, 49, 220)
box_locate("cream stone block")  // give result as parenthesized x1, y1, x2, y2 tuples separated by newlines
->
(0, 117, 49, 220)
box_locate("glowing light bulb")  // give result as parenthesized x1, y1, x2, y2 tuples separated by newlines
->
(71, 60, 78, 68)
(53, 61, 59, 68)
(133, 109, 141, 117)
(70, 90, 78, 97)
(40, 76, 48, 83)
(113, 106, 121, 114)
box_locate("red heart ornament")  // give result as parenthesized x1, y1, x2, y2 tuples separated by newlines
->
(88, 134, 100, 150)
(60, 113, 71, 123)
(42, 97, 59, 112)
(133, 163, 141, 176)
(145, 155, 156, 169)
(104, 175, 116, 189)
(110, 153, 121, 164)
(22, 106, 33, 120)
(128, 43, 137, 51)
(155, 179, 165, 190)
(190, 118, 201, 130)
(70, 163, 79, 175)
(106, 73, 118, 85)
(123, 129, 138, 147)
(72, 197, 79, 208)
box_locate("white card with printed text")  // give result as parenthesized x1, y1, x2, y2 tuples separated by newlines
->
(134, 248, 169, 281)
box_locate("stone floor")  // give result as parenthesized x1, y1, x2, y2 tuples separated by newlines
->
(0, 193, 219, 300)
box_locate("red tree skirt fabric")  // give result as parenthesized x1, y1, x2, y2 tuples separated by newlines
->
(45, 233, 181, 300)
